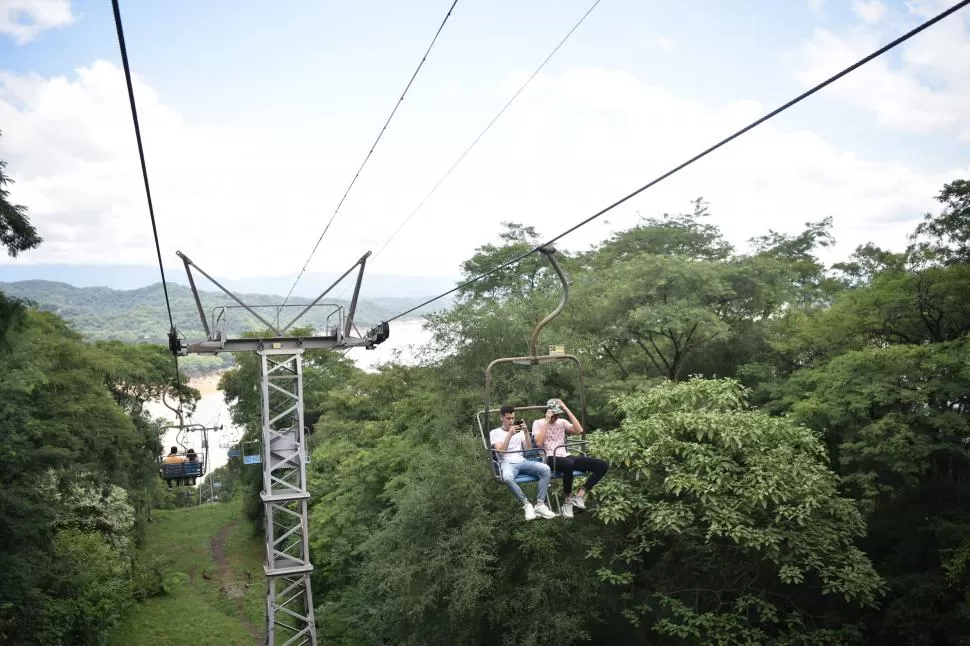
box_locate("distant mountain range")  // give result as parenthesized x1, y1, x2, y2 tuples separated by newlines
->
(0, 264, 460, 299)
(0, 279, 452, 345)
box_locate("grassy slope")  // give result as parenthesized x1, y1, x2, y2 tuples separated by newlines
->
(107, 501, 266, 646)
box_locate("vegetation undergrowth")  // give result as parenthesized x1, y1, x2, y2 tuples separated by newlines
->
(107, 500, 265, 646)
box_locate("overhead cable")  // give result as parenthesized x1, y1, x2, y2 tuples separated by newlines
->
(370, 0, 603, 262)
(111, 0, 188, 415)
(281, 0, 462, 309)
(331, 0, 601, 306)
(380, 0, 970, 325)
(300, 347, 354, 391)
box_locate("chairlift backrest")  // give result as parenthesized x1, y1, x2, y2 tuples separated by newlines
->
(478, 403, 584, 482)
(476, 404, 550, 449)
(478, 407, 544, 480)
(242, 439, 262, 465)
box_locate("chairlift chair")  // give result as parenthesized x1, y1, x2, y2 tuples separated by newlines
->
(478, 247, 592, 511)
(237, 425, 313, 466)
(242, 439, 262, 465)
(158, 422, 209, 487)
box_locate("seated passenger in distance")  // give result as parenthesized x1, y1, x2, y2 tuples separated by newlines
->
(533, 398, 609, 519)
(162, 446, 186, 489)
(186, 447, 198, 486)
(490, 405, 557, 521)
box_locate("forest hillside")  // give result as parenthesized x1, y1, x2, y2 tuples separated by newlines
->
(2, 168, 969, 644)
(0, 279, 441, 344)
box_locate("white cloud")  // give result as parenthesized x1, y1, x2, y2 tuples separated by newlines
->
(853, 0, 887, 23)
(0, 0, 76, 44)
(794, 1, 970, 141)
(653, 34, 673, 51)
(482, 67, 963, 265)
(0, 59, 965, 289)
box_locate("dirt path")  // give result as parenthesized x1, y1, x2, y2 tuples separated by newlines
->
(211, 520, 262, 644)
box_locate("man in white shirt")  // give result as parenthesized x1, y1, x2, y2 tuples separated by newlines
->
(490, 405, 557, 521)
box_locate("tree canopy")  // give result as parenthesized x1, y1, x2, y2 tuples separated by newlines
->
(0, 131, 42, 259)
(4, 145, 969, 644)
(0, 146, 201, 644)
(195, 178, 966, 644)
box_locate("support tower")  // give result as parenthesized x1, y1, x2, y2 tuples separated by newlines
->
(170, 251, 389, 646)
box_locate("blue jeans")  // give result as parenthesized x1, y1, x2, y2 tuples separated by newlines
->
(500, 459, 551, 504)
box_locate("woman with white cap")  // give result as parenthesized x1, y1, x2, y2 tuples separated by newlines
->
(532, 398, 609, 518)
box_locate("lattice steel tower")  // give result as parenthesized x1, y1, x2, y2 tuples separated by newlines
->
(171, 251, 389, 646)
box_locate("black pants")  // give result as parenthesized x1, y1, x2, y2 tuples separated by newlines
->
(545, 455, 609, 497)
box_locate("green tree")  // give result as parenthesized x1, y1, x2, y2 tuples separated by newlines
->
(0, 308, 182, 644)
(771, 179, 970, 643)
(0, 134, 42, 258)
(591, 378, 885, 644)
(572, 208, 837, 384)
(455, 221, 556, 301)
(907, 179, 970, 267)
(590, 198, 733, 266)
(574, 252, 732, 380)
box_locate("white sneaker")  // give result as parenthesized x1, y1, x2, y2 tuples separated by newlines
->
(571, 493, 587, 510)
(523, 501, 536, 521)
(534, 502, 557, 519)
(562, 502, 574, 519)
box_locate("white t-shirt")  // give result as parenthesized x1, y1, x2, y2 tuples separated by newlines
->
(490, 427, 526, 463)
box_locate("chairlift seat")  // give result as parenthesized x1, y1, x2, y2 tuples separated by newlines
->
(503, 469, 588, 485)
(490, 449, 585, 484)
(160, 460, 204, 480)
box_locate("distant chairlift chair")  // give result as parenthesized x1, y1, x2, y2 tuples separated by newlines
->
(159, 421, 209, 487)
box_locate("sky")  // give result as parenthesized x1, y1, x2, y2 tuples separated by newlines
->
(1, 0, 968, 297)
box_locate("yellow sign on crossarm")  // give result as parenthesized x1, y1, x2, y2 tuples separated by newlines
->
(549, 344, 565, 355)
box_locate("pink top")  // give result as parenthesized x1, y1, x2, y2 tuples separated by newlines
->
(532, 418, 574, 459)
